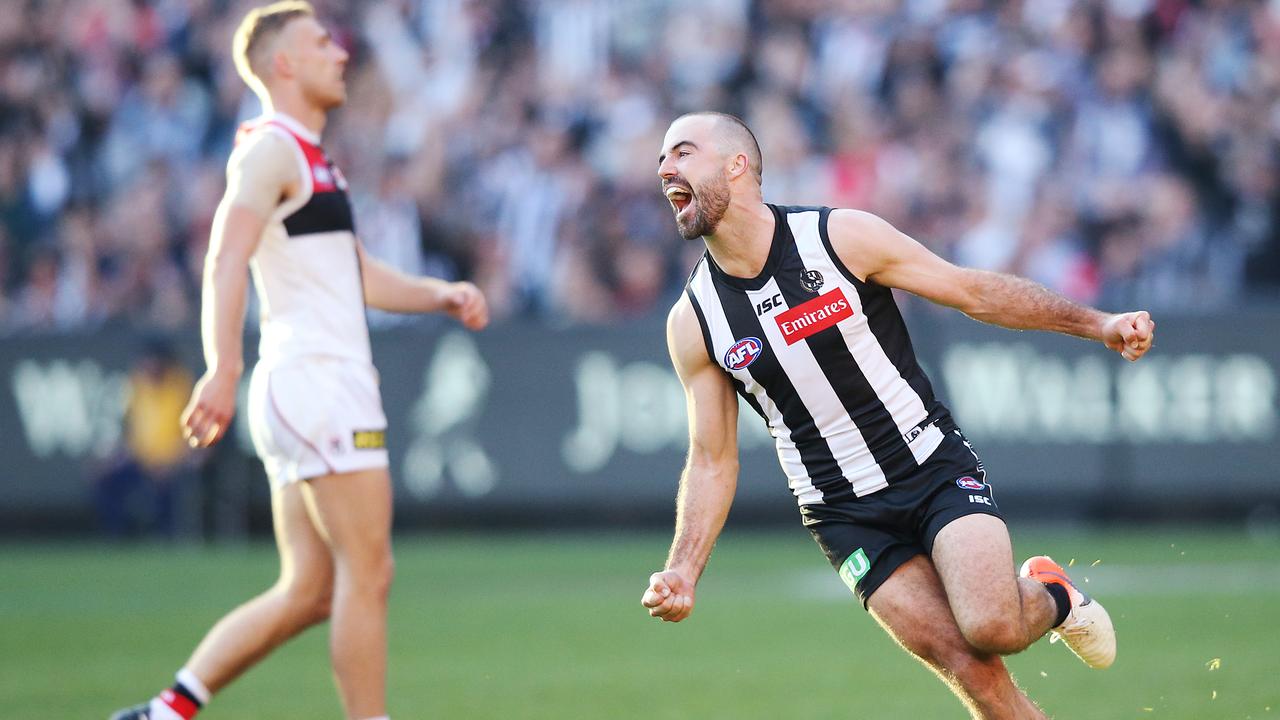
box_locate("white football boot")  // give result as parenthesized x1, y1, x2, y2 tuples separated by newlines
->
(1020, 555, 1116, 669)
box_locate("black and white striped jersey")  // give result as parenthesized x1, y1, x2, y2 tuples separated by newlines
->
(684, 204, 954, 506)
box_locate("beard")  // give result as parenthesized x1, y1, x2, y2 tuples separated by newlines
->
(674, 172, 731, 240)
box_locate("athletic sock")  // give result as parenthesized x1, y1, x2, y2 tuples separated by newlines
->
(149, 668, 209, 720)
(148, 693, 198, 720)
(1042, 582, 1071, 628)
(175, 668, 211, 706)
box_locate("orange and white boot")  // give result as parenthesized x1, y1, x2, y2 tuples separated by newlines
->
(1020, 555, 1116, 669)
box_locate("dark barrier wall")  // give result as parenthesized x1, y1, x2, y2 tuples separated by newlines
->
(3, 309, 1277, 532)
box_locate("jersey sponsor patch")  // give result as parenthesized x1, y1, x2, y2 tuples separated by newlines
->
(724, 337, 763, 370)
(774, 287, 854, 345)
(956, 476, 985, 491)
(352, 429, 387, 450)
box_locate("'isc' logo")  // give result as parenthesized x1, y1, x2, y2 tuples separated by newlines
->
(724, 337, 763, 370)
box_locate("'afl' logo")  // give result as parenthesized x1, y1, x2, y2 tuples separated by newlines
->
(313, 164, 333, 186)
(724, 337, 763, 370)
(956, 476, 985, 491)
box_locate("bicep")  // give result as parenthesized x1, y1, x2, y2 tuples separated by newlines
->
(668, 301, 739, 466)
(208, 200, 267, 267)
(829, 209, 978, 312)
(227, 133, 294, 207)
(682, 361, 740, 465)
(213, 132, 295, 262)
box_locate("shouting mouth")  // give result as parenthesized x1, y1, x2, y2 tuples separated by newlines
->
(665, 185, 693, 216)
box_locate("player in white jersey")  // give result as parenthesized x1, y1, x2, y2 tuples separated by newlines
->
(641, 112, 1154, 719)
(110, 4, 487, 720)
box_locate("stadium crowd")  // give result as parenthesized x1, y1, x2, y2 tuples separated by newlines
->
(1, 0, 1279, 333)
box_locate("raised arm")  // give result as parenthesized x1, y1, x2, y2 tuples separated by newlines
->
(641, 295, 741, 623)
(181, 132, 294, 448)
(355, 243, 488, 330)
(828, 209, 1155, 361)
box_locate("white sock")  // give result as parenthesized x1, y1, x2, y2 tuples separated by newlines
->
(175, 668, 212, 705)
(358, 716, 390, 720)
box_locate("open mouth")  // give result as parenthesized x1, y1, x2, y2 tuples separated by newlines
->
(665, 185, 693, 215)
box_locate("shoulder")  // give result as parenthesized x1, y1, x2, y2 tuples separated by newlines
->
(666, 294, 713, 376)
(229, 124, 296, 171)
(226, 125, 300, 200)
(667, 292, 699, 340)
(825, 208, 912, 281)
(826, 208, 899, 241)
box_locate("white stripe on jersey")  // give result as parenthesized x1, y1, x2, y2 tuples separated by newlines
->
(749, 275, 889, 497)
(786, 212, 944, 465)
(689, 261, 824, 505)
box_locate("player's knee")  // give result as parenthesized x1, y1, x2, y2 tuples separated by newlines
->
(347, 548, 395, 601)
(281, 573, 333, 627)
(373, 552, 395, 599)
(959, 616, 1025, 655)
(306, 584, 334, 625)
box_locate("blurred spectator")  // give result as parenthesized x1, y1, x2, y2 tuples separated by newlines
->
(92, 338, 194, 538)
(2, 0, 1280, 335)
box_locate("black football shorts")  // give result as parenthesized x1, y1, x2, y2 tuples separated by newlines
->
(800, 429, 1003, 607)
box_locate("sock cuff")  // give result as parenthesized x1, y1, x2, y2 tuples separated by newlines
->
(1042, 582, 1072, 628)
(357, 716, 390, 720)
(175, 668, 211, 705)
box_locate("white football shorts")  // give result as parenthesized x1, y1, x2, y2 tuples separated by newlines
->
(247, 357, 390, 488)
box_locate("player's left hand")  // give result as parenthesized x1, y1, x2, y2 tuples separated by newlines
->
(641, 569, 696, 622)
(444, 281, 489, 331)
(1102, 310, 1155, 362)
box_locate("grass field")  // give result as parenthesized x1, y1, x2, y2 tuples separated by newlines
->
(2, 526, 1278, 719)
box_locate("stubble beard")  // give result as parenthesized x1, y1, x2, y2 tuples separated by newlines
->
(676, 172, 731, 241)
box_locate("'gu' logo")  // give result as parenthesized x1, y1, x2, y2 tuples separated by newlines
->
(724, 337, 763, 370)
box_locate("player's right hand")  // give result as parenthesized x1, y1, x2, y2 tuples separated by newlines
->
(641, 569, 696, 623)
(181, 369, 239, 448)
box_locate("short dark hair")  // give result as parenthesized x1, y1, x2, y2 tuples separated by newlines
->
(232, 1, 314, 95)
(676, 111, 763, 183)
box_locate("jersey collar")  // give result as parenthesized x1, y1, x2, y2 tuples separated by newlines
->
(267, 111, 322, 146)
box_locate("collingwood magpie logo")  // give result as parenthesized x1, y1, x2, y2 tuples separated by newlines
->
(801, 269, 824, 293)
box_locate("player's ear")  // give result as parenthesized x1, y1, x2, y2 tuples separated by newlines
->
(727, 152, 749, 180)
(270, 49, 291, 81)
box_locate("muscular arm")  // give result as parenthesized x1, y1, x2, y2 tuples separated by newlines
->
(356, 244, 488, 330)
(642, 296, 740, 622)
(181, 132, 293, 447)
(829, 209, 1155, 360)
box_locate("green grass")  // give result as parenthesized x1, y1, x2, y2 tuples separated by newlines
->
(2, 527, 1278, 719)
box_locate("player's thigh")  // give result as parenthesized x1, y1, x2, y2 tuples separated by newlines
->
(271, 481, 333, 596)
(867, 554, 981, 668)
(930, 513, 1020, 631)
(301, 467, 394, 570)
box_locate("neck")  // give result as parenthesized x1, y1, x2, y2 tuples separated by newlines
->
(262, 88, 327, 137)
(703, 194, 775, 278)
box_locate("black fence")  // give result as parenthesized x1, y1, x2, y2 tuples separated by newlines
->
(2, 308, 1277, 536)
